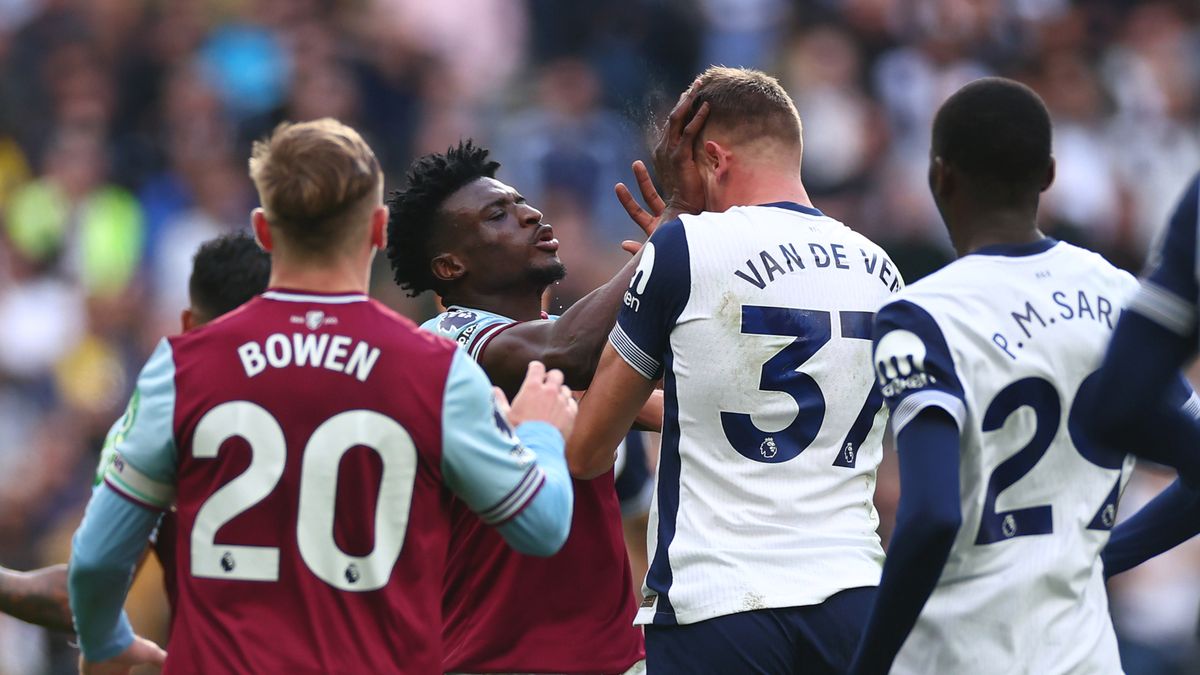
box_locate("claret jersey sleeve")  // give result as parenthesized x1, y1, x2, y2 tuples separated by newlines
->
(872, 300, 968, 434)
(440, 349, 573, 556)
(609, 218, 690, 380)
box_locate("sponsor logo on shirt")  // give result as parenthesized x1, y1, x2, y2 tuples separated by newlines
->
(875, 329, 936, 397)
(289, 311, 339, 330)
(624, 242, 655, 312)
(457, 323, 479, 346)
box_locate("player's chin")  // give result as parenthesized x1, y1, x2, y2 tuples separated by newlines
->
(529, 259, 567, 285)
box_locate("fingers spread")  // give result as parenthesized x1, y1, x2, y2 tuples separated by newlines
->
(615, 183, 654, 232)
(633, 161, 666, 215)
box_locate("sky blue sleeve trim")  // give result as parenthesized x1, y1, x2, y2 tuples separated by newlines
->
(609, 324, 662, 380)
(494, 421, 573, 556)
(439, 351, 570, 557)
(69, 484, 161, 661)
(1128, 280, 1197, 337)
(107, 338, 178, 507)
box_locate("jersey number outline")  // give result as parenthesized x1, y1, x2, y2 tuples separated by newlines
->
(976, 373, 1125, 545)
(719, 306, 882, 465)
(191, 401, 418, 591)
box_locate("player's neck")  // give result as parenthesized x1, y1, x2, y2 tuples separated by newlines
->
(446, 287, 545, 322)
(714, 170, 813, 212)
(952, 212, 1045, 258)
(267, 260, 371, 296)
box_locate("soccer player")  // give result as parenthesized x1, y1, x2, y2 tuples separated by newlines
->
(0, 233, 271, 636)
(569, 66, 901, 674)
(1085, 173, 1200, 576)
(68, 119, 577, 675)
(386, 138, 681, 674)
(847, 78, 1171, 675)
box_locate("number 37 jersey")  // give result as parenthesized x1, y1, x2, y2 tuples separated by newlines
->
(102, 290, 562, 674)
(611, 203, 901, 626)
(873, 239, 1139, 675)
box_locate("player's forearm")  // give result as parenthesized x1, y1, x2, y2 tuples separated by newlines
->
(568, 346, 656, 479)
(632, 389, 664, 432)
(1103, 478, 1200, 577)
(850, 411, 962, 675)
(0, 564, 74, 632)
(69, 485, 161, 661)
(539, 251, 644, 387)
(495, 422, 574, 556)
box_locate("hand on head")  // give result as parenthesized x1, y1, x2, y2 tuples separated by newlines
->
(613, 85, 710, 248)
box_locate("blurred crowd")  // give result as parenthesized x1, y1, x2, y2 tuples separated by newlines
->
(0, 0, 1198, 672)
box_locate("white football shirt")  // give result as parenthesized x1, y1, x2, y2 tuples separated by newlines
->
(611, 202, 900, 625)
(873, 238, 1140, 674)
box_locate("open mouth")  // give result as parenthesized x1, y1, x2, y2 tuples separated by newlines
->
(533, 224, 560, 252)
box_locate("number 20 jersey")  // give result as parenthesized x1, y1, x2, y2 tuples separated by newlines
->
(873, 239, 1138, 674)
(102, 290, 557, 674)
(611, 202, 901, 625)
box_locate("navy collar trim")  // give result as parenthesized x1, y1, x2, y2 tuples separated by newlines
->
(760, 201, 823, 217)
(969, 237, 1059, 258)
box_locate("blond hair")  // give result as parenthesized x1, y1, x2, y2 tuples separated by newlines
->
(249, 118, 382, 252)
(690, 66, 802, 153)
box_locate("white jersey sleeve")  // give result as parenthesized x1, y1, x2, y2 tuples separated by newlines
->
(610, 218, 690, 380)
(873, 300, 968, 433)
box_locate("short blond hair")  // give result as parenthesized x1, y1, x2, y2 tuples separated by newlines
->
(690, 66, 802, 152)
(249, 119, 382, 252)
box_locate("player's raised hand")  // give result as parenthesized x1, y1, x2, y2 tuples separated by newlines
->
(651, 85, 710, 217)
(615, 159, 666, 237)
(80, 635, 166, 674)
(508, 361, 578, 439)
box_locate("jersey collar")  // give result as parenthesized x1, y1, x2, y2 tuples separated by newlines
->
(969, 237, 1059, 258)
(759, 201, 824, 217)
(446, 305, 549, 321)
(262, 288, 369, 304)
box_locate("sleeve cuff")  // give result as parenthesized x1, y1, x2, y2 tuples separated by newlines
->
(892, 391, 967, 434)
(81, 610, 135, 662)
(1127, 281, 1197, 337)
(476, 465, 546, 526)
(609, 324, 662, 380)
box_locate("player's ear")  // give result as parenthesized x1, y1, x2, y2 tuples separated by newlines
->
(928, 156, 952, 200)
(369, 205, 388, 250)
(251, 208, 273, 252)
(432, 253, 466, 283)
(1041, 156, 1056, 193)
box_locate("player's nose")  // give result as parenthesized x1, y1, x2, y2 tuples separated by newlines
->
(518, 202, 544, 227)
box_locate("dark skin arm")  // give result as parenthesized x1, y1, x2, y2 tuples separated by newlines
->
(477, 253, 645, 397)
(568, 344, 659, 479)
(479, 94, 711, 399)
(0, 543, 156, 634)
(0, 564, 74, 633)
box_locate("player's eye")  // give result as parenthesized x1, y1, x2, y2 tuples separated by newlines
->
(488, 210, 506, 221)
